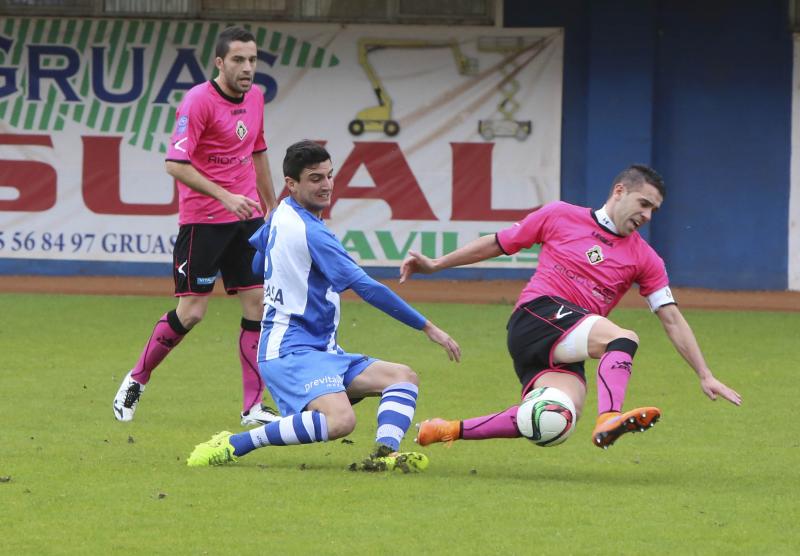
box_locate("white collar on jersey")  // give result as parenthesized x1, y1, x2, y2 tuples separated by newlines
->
(595, 206, 619, 234)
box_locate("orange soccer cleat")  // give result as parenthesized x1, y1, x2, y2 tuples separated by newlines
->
(591, 407, 661, 449)
(415, 418, 461, 447)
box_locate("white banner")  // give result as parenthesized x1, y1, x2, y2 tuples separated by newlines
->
(0, 18, 562, 269)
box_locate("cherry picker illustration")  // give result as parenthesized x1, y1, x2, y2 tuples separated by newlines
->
(347, 37, 478, 137)
(476, 35, 540, 141)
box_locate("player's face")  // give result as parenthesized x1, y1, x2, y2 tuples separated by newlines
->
(215, 40, 257, 97)
(610, 182, 663, 236)
(287, 160, 334, 216)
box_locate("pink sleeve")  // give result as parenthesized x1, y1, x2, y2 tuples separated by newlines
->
(637, 243, 670, 296)
(166, 91, 207, 162)
(496, 202, 556, 255)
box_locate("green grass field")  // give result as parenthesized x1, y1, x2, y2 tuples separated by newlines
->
(1, 292, 798, 554)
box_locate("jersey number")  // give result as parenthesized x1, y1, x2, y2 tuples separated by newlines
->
(264, 226, 277, 280)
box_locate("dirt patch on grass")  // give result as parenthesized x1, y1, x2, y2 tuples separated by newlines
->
(1, 275, 798, 312)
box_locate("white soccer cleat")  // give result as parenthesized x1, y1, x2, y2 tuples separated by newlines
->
(113, 371, 145, 422)
(240, 403, 280, 426)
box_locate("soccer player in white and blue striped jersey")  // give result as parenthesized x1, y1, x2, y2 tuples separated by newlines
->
(188, 140, 461, 471)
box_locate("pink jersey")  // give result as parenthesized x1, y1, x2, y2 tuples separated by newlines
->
(166, 80, 267, 225)
(497, 201, 669, 316)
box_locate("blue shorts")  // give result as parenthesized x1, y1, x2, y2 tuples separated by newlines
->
(259, 349, 377, 416)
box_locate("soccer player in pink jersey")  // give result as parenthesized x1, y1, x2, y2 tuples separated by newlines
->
(401, 165, 742, 449)
(113, 27, 279, 426)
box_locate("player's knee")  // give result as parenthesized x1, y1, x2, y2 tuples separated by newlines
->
(175, 308, 204, 329)
(398, 364, 419, 386)
(175, 298, 209, 330)
(325, 408, 357, 439)
(606, 332, 639, 356)
(624, 329, 640, 345)
(381, 363, 418, 387)
(182, 314, 203, 329)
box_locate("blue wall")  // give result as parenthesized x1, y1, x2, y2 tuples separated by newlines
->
(506, 0, 793, 289)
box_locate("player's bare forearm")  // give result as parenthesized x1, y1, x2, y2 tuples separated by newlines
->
(400, 234, 503, 282)
(656, 304, 742, 405)
(434, 234, 503, 271)
(165, 160, 259, 220)
(253, 151, 277, 213)
(166, 160, 224, 200)
(657, 305, 711, 378)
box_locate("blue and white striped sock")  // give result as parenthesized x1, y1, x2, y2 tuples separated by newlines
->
(375, 382, 418, 451)
(229, 411, 328, 456)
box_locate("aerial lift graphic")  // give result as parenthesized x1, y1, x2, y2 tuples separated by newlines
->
(347, 38, 478, 137)
(476, 36, 539, 141)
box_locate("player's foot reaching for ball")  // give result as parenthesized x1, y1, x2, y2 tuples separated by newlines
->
(349, 444, 429, 473)
(591, 407, 661, 449)
(187, 431, 238, 467)
(112, 371, 145, 422)
(415, 418, 461, 447)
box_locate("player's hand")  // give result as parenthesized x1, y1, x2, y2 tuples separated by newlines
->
(222, 192, 261, 220)
(700, 375, 742, 406)
(422, 321, 461, 362)
(400, 250, 437, 283)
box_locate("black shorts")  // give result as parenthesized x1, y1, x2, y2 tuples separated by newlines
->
(172, 219, 263, 295)
(506, 295, 593, 395)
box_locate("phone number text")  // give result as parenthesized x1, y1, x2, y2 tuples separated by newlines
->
(0, 231, 176, 254)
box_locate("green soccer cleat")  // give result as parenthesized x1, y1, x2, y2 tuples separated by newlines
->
(349, 444, 429, 473)
(187, 431, 238, 467)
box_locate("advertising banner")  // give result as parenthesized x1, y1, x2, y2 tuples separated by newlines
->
(0, 18, 563, 273)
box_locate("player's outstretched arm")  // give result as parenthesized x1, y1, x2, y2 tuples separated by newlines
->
(655, 304, 742, 405)
(422, 321, 461, 362)
(349, 274, 459, 363)
(400, 234, 503, 283)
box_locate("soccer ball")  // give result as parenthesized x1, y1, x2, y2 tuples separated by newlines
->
(516, 387, 576, 447)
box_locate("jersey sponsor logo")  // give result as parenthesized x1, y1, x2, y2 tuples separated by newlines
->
(196, 275, 216, 285)
(207, 154, 250, 165)
(265, 283, 284, 304)
(586, 245, 604, 265)
(231, 108, 247, 115)
(553, 262, 614, 305)
(304, 375, 344, 393)
(176, 115, 188, 133)
(235, 120, 248, 140)
(554, 305, 573, 319)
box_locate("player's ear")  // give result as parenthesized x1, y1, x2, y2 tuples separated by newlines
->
(285, 176, 295, 193)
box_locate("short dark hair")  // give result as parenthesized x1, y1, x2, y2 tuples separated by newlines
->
(283, 140, 331, 181)
(215, 26, 256, 59)
(610, 164, 666, 199)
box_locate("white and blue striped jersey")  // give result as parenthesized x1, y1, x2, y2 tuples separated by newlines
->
(251, 197, 367, 361)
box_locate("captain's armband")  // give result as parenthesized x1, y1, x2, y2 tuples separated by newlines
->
(646, 286, 676, 312)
